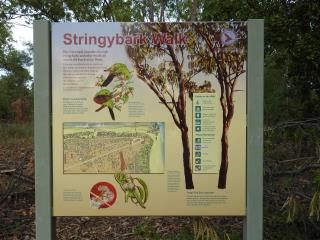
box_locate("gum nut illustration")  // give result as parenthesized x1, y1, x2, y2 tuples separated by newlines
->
(115, 95, 120, 102)
(93, 89, 115, 120)
(102, 63, 132, 87)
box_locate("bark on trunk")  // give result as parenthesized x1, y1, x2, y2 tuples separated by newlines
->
(181, 127, 194, 189)
(216, 66, 234, 189)
(218, 124, 229, 189)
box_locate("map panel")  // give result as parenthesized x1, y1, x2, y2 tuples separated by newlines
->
(63, 122, 165, 174)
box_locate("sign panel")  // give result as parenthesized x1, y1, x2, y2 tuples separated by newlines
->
(52, 22, 247, 216)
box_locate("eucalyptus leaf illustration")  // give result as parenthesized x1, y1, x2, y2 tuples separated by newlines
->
(114, 171, 148, 209)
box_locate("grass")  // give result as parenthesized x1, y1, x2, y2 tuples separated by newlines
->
(0, 122, 33, 146)
(134, 218, 242, 240)
(134, 219, 194, 240)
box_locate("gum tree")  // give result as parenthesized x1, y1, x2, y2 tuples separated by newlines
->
(123, 23, 207, 189)
(192, 22, 247, 189)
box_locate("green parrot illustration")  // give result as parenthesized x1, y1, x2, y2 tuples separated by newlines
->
(93, 89, 115, 120)
(96, 63, 132, 87)
(94, 63, 134, 120)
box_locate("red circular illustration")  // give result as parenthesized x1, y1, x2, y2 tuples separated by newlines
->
(89, 182, 117, 209)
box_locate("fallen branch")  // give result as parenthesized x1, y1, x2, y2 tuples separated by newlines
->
(273, 163, 320, 176)
(0, 169, 16, 174)
(5, 188, 34, 200)
(278, 156, 317, 164)
(265, 117, 320, 131)
(0, 149, 32, 205)
(0, 168, 34, 185)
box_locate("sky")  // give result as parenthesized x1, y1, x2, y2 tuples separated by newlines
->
(0, 20, 32, 77)
(11, 19, 33, 76)
(11, 19, 33, 50)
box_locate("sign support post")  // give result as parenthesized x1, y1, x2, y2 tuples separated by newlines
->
(34, 20, 55, 240)
(244, 19, 264, 240)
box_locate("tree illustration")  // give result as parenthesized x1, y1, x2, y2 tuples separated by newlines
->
(191, 22, 247, 189)
(123, 23, 210, 189)
(123, 22, 245, 189)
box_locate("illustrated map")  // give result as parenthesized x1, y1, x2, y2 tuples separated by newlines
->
(63, 122, 164, 174)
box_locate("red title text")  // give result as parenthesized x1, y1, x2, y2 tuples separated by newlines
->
(63, 33, 188, 48)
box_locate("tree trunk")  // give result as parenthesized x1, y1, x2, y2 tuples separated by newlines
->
(190, 0, 197, 21)
(181, 126, 194, 189)
(218, 123, 229, 189)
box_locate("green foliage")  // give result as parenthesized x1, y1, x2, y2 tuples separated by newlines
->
(0, 21, 12, 62)
(0, 0, 320, 238)
(201, 0, 254, 21)
(134, 218, 163, 240)
(264, 206, 316, 240)
(3, 0, 172, 22)
(0, 10, 32, 121)
(171, 227, 194, 240)
(202, 0, 320, 121)
(281, 194, 299, 223)
(201, 0, 320, 238)
(114, 172, 149, 208)
(309, 187, 320, 221)
(0, 122, 33, 145)
(134, 217, 240, 240)
(264, 54, 290, 126)
(193, 217, 220, 240)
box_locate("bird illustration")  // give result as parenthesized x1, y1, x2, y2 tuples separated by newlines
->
(96, 63, 132, 87)
(93, 89, 115, 120)
(94, 63, 133, 120)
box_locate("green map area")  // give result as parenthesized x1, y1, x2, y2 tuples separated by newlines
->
(63, 122, 164, 174)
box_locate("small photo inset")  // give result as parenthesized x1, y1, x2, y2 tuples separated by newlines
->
(195, 152, 201, 157)
(195, 165, 201, 171)
(195, 145, 201, 150)
(195, 119, 201, 125)
(195, 126, 201, 132)
(195, 158, 201, 164)
(195, 106, 201, 112)
(195, 113, 201, 118)
(195, 138, 201, 144)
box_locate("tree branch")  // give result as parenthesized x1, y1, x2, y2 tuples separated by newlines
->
(135, 64, 181, 128)
(273, 163, 320, 176)
(265, 117, 320, 131)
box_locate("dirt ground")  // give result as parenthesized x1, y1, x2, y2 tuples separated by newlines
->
(0, 140, 243, 240)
